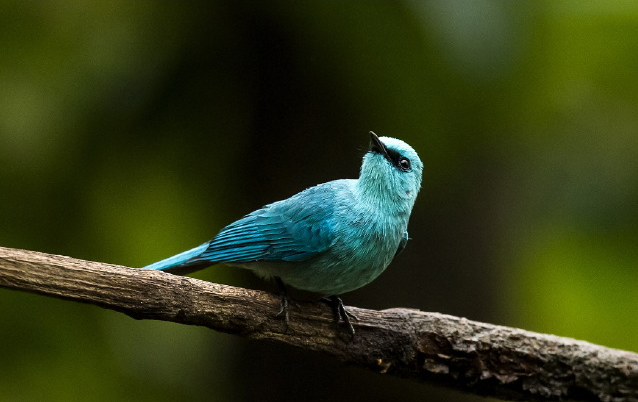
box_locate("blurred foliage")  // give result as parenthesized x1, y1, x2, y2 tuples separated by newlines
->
(1, 1, 637, 401)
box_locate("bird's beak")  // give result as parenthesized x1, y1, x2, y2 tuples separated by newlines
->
(369, 131, 390, 161)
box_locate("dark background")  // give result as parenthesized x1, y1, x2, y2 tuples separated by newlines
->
(1, 1, 637, 401)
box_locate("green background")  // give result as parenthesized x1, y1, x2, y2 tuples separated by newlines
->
(1, 1, 637, 401)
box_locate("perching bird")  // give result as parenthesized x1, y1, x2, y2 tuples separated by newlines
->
(144, 132, 423, 335)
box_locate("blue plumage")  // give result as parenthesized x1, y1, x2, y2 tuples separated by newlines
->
(143, 132, 423, 333)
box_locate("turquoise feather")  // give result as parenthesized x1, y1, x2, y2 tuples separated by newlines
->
(144, 132, 423, 296)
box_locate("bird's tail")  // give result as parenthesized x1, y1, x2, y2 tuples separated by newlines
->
(143, 242, 213, 276)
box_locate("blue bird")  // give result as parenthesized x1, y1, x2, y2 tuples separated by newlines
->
(144, 132, 423, 335)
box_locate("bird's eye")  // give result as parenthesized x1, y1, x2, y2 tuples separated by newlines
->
(398, 157, 411, 172)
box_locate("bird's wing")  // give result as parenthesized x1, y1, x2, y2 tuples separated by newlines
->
(197, 185, 340, 263)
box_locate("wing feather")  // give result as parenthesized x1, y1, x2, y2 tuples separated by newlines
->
(196, 184, 341, 263)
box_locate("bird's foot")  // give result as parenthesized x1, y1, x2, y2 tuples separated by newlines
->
(274, 277, 290, 328)
(275, 292, 290, 323)
(320, 295, 358, 338)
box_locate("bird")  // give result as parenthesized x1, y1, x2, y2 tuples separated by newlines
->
(144, 131, 423, 336)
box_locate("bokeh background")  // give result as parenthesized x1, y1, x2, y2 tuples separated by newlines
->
(1, 1, 637, 401)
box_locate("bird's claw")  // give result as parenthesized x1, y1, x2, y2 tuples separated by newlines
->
(275, 292, 290, 323)
(274, 277, 291, 331)
(321, 295, 357, 338)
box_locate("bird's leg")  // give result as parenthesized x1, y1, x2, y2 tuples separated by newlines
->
(320, 295, 358, 337)
(274, 277, 290, 323)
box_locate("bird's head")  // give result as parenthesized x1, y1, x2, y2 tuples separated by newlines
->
(359, 132, 423, 209)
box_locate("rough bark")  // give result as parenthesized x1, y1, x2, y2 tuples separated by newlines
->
(0, 246, 636, 401)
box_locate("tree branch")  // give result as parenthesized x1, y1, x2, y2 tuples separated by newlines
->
(0, 246, 636, 401)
